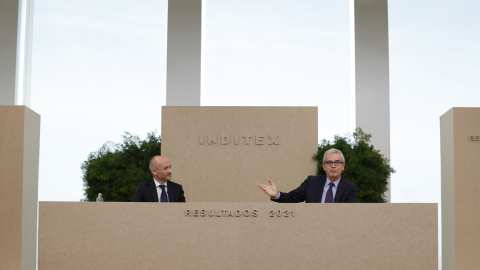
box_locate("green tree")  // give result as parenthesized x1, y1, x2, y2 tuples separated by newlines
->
(313, 128, 394, 203)
(81, 131, 161, 201)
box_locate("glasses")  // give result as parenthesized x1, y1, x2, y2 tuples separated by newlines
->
(323, 160, 344, 166)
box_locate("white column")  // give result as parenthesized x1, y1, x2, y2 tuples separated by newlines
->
(352, 0, 391, 201)
(166, 0, 202, 106)
(0, 0, 20, 105)
(0, 0, 34, 106)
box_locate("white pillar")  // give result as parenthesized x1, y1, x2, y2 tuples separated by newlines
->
(0, 0, 34, 106)
(0, 0, 20, 105)
(166, 0, 202, 106)
(352, 0, 391, 201)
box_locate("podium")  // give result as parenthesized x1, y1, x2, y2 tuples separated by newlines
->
(38, 202, 437, 269)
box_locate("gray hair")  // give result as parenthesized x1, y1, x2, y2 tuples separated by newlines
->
(323, 148, 345, 163)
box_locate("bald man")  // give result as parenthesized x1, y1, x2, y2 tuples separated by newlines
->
(132, 155, 186, 202)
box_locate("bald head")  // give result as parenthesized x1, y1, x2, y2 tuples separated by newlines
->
(149, 155, 172, 184)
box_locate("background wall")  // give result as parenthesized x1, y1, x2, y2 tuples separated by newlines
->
(161, 106, 318, 202)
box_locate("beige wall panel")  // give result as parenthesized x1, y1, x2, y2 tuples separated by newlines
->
(38, 202, 437, 270)
(441, 107, 480, 269)
(0, 107, 24, 269)
(454, 109, 480, 270)
(161, 106, 318, 202)
(0, 106, 40, 270)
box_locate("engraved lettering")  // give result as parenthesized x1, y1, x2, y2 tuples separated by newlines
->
(186, 208, 295, 218)
(208, 135, 217, 145)
(220, 135, 230, 145)
(268, 135, 280, 145)
(256, 135, 265, 145)
(469, 136, 480, 141)
(199, 134, 279, 145)
(267, 209, 296, 217)
(242, 135, 252, 145)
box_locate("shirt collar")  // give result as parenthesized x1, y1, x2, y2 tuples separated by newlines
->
(326, 178, 340, 188)
(154, 179, 167, 187)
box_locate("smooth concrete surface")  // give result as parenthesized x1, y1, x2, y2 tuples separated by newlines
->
(166, 0, 202, 106)
(161, 106, 318, 202)
(353, 0, 391, 201)
(0, 106, 40, 270)
(440, 108, 480, 269)
(38, 202, 437, 270)
(0, 0, 20, 105)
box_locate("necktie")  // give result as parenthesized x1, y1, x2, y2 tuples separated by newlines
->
(325, 182, 335, 203)
(159, 185, 168, 202)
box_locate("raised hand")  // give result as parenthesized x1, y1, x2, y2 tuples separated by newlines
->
(257, 179, 279, 198)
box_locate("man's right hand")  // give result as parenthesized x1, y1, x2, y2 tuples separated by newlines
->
(257, 179, 279, 198)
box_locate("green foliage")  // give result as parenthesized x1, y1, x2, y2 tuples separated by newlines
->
(81, 132, 161, 202)
(313, 128, 395, 203)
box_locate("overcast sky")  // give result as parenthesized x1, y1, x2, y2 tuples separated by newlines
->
(30, 0, 480, 204)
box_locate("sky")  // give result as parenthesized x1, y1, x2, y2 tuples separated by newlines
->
(29, 0, 480, 204)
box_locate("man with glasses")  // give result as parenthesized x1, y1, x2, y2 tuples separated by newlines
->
(257, 148, 357, 203)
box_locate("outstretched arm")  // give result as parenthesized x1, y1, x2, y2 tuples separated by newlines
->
(257, 179, 279, 198)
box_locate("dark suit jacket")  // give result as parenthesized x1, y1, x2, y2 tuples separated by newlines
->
(132, 179, 186, 202)
(273, 175, 357, 203)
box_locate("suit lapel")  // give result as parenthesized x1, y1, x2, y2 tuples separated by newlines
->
(317, 176, 326, 202)
(167, 182, 179, 202)
(334, 177, 345, 203)
(149, 179, 159, 202)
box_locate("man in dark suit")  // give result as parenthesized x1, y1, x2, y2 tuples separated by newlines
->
(257, 148, 357, 203)
(132, 155, 186, 202)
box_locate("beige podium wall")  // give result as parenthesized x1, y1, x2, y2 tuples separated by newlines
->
(161, 106, 318, 202)
(441, 108, 480, 269)
(0, 106, 40, 270)
(38, 202, 437, 270)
